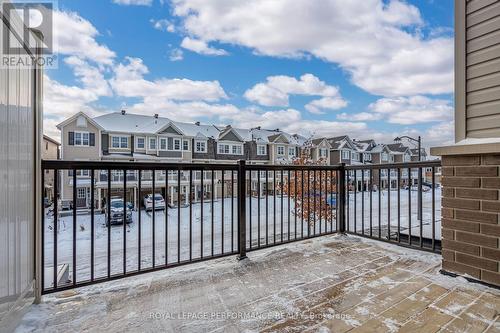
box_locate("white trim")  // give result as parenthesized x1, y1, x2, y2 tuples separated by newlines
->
(136, 136, 146, 150)
(257, 144, 267, 156)
(277, 145, 285, 156)
(74, 131, 90, 147)
(110, 135, 129, 149)
(148, 137, 157, 150)
(218, 142, 243, 155)
(195, 140, 207, 153)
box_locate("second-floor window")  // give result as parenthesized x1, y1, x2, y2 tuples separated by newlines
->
(160, 138, 167, 150)
(75, 131, 89, 146)
(381, 152, 388, 161)
(341, 150, 350, 159)
(173, 138, 181, 151)
(183, 139, 189, 151)
(257, 145, 267, 156)
(319, 148, 328, 158)
(364, 153, 371, 161)
(352, 152, 359, 161)
(149, 138, 156, 150)
(232, 144, 243, 155)
(112, 136, 128, 149)
(218, 143, 230, 154)
(277, 146, 285, 155)
(288, 147, 296, 157)
(195, 140, 206, 153)
(136, 137, 145, 149)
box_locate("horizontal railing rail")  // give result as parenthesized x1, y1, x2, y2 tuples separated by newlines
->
(40, 159, 440, 294)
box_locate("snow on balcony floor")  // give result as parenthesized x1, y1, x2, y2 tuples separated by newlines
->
(18, 235, 499, 333)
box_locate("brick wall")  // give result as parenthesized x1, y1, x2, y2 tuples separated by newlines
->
(441, 154, 500, 286)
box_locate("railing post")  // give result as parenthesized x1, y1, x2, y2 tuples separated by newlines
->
(237, 160, 247, 260)
(338, 163, 346, 233)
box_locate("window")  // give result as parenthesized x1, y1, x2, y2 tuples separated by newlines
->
(149, 138, 156, 150)
(137, 137, 145, 149)
(352, 152, 359, 161)
(232, 144, 242, 155)
(404, 154, 411, 162)
(390, 155, 395, 162)
(319, 148, 328, 158)
(195, 140, 207, 153)
(289, 147, 296, 157)
(218, 143, 230, 154)
(257, 145, 267, 156)
(183, 140, 189, 151)
(381, 152, 388, 161)
(75, 131, 89, 147)
(277, 146, 285, 155)
(341, 150, 350, 159)
(160, 138, 167, 150)
(77, 188, 86, 199)
(364, 153, 371, 161)
(173, 138, 181, 151)
(112, 136, 128, 149)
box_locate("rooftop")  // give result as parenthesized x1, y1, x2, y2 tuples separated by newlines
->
(17, 235, 500, 332)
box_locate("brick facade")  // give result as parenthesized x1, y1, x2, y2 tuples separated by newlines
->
(441, 154, 500, 286)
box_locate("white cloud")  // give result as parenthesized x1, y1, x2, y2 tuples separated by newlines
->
(337, 112, 383, 122)
(221, 108, 368, 138)
(244, 74, 346, 109)
(171, 0, 453, 96)
(150, 18, 175, 32)
(54, 10, 115, 65)
(112, 0, 153, 6)
(368, 95, 453, 124)
(180, 37, 228, 56)
(305, 97, 347, 114)
(64, 56, 112, 97)
(169, 48, 184, 61)
(110, 57, 228, 101)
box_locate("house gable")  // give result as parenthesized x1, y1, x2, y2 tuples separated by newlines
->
(158, 124, 183, 135)
(219, 130, 242, 142)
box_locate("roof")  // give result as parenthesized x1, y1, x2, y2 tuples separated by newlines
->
(43, 135, 60, 146)
(386, 143, 410, 154)
(370, 144, 388, 153)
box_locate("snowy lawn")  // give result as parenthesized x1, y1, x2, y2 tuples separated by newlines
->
(43, 191, 441, 289)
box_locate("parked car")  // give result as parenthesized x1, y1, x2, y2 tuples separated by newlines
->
(143, 194, 166, 211)
(105, 198, 133, 226)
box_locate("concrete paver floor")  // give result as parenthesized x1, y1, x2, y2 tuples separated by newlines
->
(16, 235, 500, 332)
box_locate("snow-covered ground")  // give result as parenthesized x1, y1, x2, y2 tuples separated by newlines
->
(43, 191, 441, 289)
(347, 188, 442, 240)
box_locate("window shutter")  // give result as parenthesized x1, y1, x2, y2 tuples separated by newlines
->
(69, 131, 74, 145)
(89, 133, 95, 146)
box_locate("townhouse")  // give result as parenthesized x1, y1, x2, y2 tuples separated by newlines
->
(54, 110, 436, 210)
(56, 111, 307, 210)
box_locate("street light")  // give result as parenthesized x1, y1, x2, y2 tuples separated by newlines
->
(394, 135, 422, 223)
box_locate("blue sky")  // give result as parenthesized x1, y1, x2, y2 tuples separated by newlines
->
(45, 0, 454, 148)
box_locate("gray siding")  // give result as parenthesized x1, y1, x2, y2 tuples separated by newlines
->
(102, 133, 109, 154)
(247, 142, 269, 161)
(158, 151, 182, 158)
(458, 0, 500, 139)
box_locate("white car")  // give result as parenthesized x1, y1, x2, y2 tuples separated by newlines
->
(143, 194, 166, 211)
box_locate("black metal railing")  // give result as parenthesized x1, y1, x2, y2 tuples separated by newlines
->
(344, 160, 442, 253)
(40, 159, 440, 294)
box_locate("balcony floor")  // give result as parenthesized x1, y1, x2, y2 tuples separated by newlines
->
(18, 235, 499, 333)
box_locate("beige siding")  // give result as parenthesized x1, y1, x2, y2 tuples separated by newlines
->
(461, 0, 500, 139)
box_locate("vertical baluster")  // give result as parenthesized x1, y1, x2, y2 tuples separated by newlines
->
(361, 169, 364, 235)
(211, 169, 214, 256)
(288, 170, 291, 240)
(408, 167, 412, 246)
(138, 170, 142, 270)
(72, 170, 77, 286)
(123, 169, 127, 274)
(266, 170, 269, 245)
(231, 170, 234, 252)
(249, 170, 252, 248)
(221, 170, 224, 254)
(257, 170, 261, 248)
(152, 170, 156, 267)
(387, 168, 391, 241)
(281, 169, 284, 242)
(178, 168, 181, 263)
(432, 166, 436, 251)
(420, 166, 423, 248)
(274, 170, 276, 243)
(107, 169, 111, 278)
(165, 170, 168, 265)
(294, 170, 298, 238)
(200, 170, 204, 258)
(397, 168, 401, 243)
(90, 169, 94, 281)
(369, 169, 373, 237)
(53, 169, 59, 289)
(190, 169, 193, 260)
(378, 168, 381, 239)
(319, 170, 322, 234)
(354, 170, 357, 234)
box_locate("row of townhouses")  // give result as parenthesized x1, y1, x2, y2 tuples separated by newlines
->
(48, 111, 436, 210)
